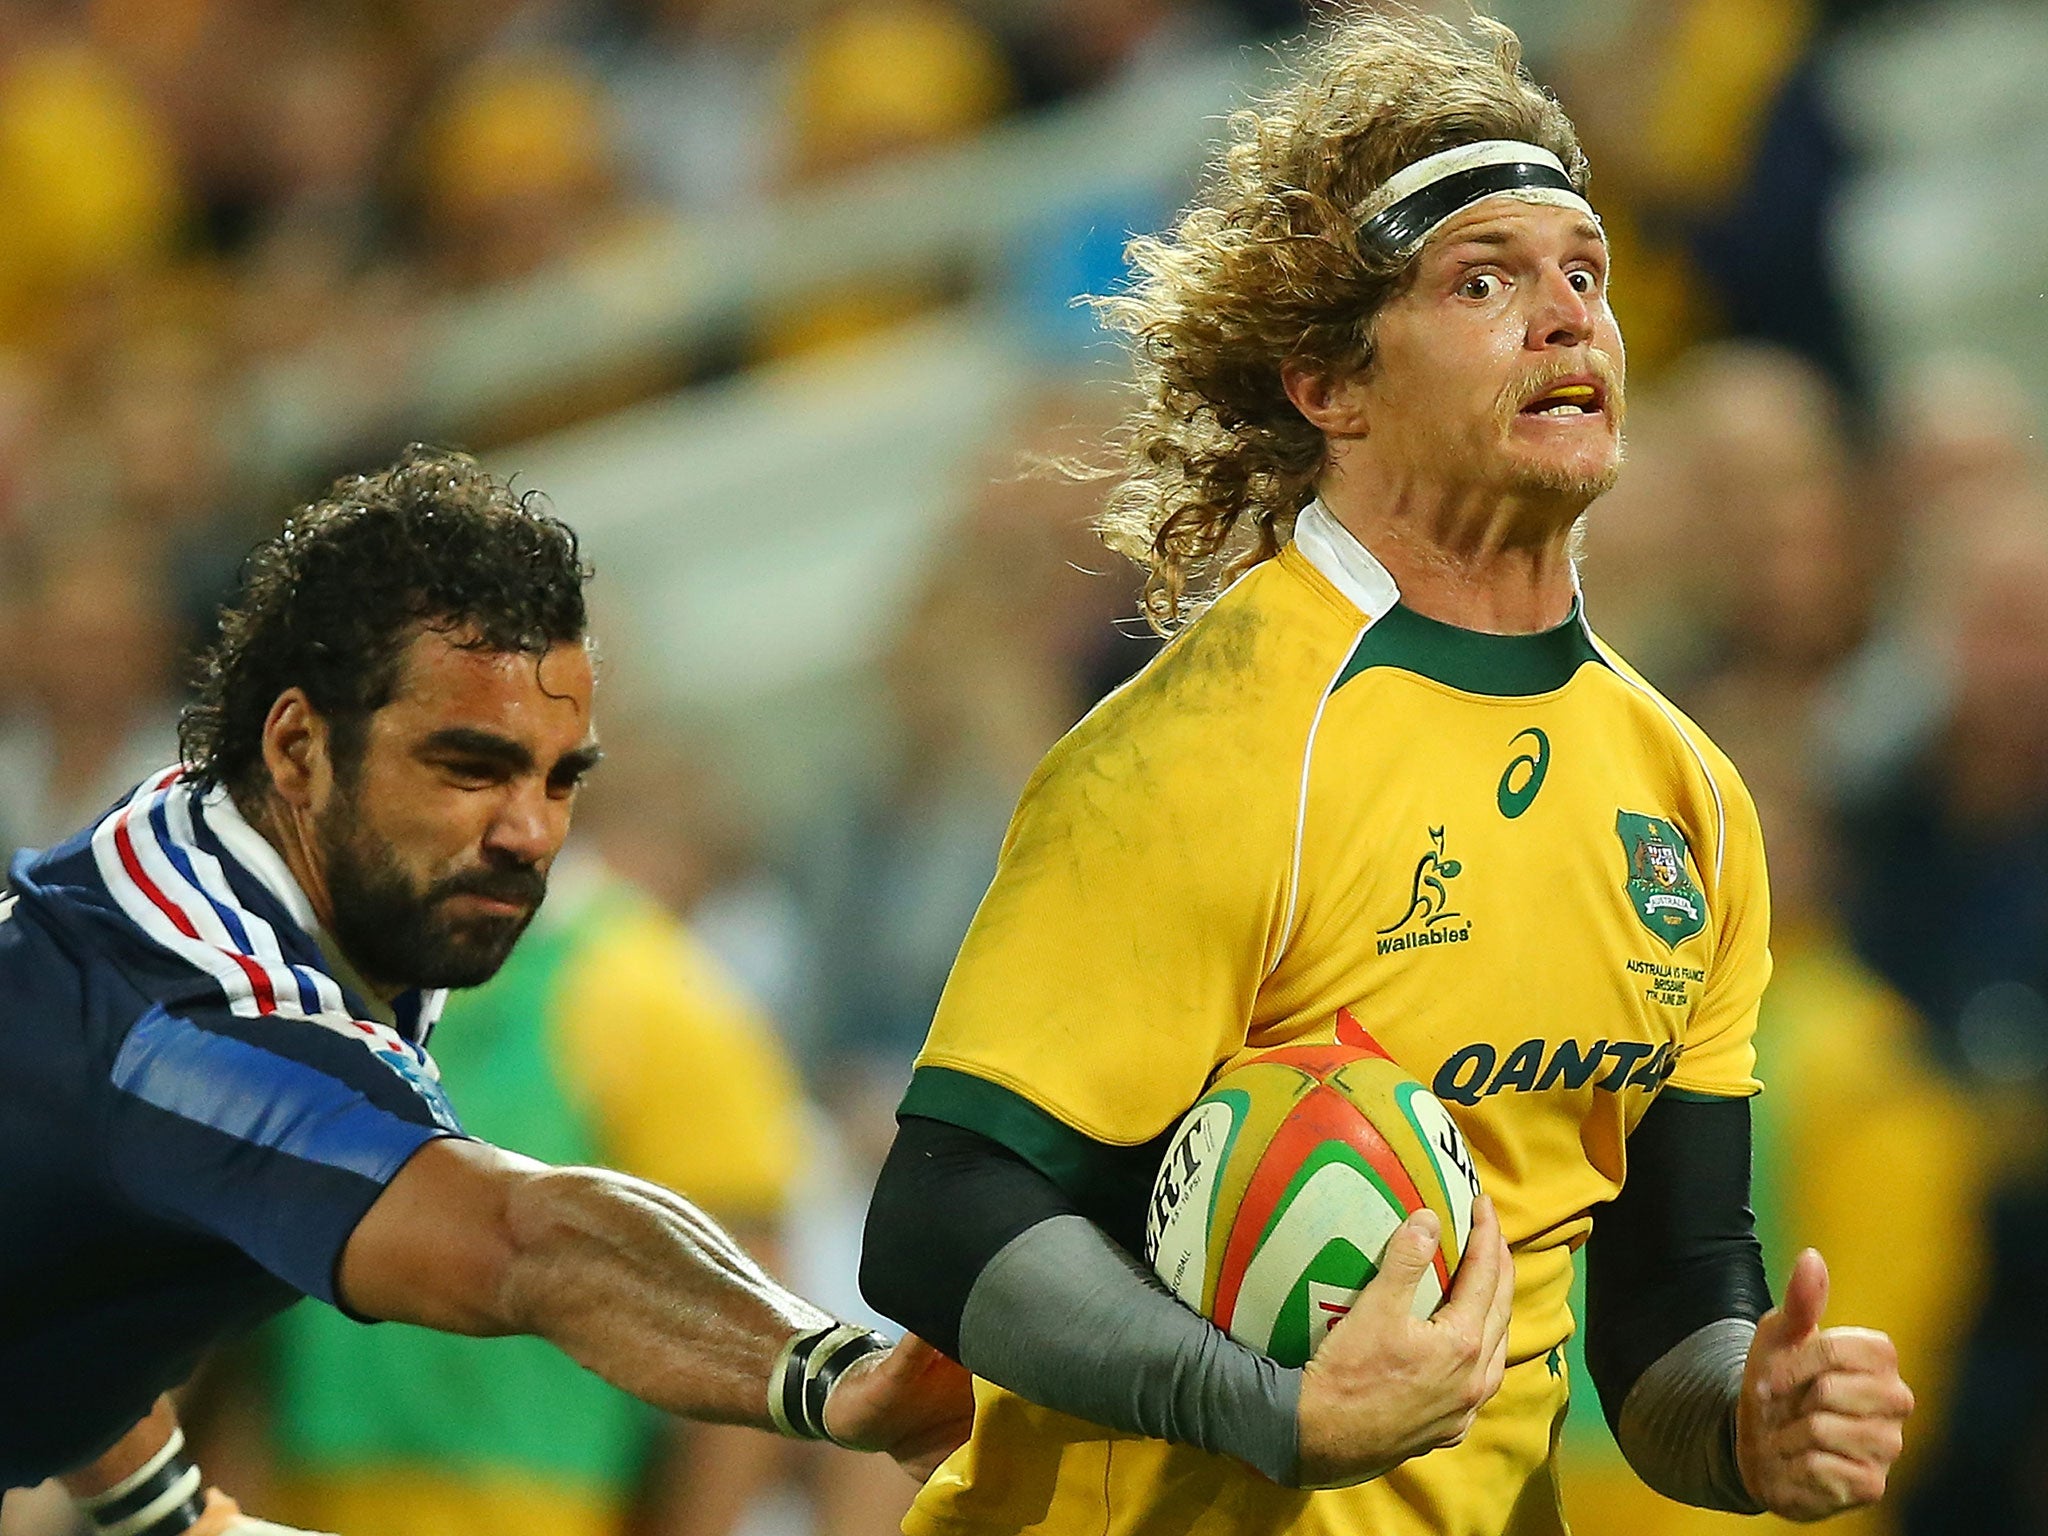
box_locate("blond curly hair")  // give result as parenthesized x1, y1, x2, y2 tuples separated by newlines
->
(1094, 10, 1589, 630)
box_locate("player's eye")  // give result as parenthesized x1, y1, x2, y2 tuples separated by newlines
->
(1457, 272, 1502, 300)
(1567, 268, 1598, 294)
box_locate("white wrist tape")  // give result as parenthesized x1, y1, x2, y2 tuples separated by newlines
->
(75, 1427, 205, 1536)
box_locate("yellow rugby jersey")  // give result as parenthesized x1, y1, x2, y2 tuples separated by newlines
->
(898, 500, 1770, 1536)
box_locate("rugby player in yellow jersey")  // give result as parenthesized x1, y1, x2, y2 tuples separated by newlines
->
(860, 12, 1913, 1536)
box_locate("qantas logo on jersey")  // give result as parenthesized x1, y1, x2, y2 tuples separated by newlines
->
(1430, 1036, 1683, 1105)
(1376, 826, 1472, 954)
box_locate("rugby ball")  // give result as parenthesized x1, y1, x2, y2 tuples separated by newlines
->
(1144, 1010, 1481, 1367)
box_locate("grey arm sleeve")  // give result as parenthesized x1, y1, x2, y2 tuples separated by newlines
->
(1614, 1317, 1765, 1513)
(1584, 1090, 1770, 1510)
(959, 1214, 1303, 1485)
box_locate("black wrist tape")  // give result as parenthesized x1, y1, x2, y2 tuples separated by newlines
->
(768, 1322, 891, 1444)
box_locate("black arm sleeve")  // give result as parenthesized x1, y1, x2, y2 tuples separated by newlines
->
(861, 1112, 1303, 1482)
(861, 1114, 1079, 1359)
(1584, 1090, 1773, 1436)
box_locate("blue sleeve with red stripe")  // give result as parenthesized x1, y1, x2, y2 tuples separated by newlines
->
(104, 1004, 459, 1307)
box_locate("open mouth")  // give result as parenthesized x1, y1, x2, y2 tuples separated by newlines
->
(1520, 381, 1603, 418)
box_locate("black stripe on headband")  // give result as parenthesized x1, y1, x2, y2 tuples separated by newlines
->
(1359, 160, 1580, 257)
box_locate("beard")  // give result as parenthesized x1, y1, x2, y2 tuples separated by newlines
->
(317, 792, 547, 992)
(1504, 437, 1626, 503)
(1494, 351, 1627, 504)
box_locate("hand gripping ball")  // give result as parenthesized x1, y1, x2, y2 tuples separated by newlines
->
(1144, 1010, 1482, 1367)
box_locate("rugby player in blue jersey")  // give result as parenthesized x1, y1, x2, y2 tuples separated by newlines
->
(0, 448, 971, 1536)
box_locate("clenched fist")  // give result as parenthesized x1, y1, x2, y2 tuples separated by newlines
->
(1737, 1248, 1914, 1520)
(1295, 1195, 1516, 1489)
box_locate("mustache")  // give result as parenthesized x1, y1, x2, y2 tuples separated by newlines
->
(430, 864, 548, 909)
(1499, 352, 1626, 419)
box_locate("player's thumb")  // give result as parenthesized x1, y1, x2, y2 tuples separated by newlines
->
(1368, 1209, 1441, 1306)
(1759, 1247, 1829, 1351)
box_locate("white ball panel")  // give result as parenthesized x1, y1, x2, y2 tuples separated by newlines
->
(1144, 1099, 1236, 1309)
(1404, 1089, 1479, 1256)
(1227, 1160, 1408, 1354)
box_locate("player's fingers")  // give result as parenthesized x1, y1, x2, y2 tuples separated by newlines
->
(1751, 1249, 1828, 1371)
(1480, 1309, 1510, 1399)
(1785, 1448, 1891, 1513)
(1489, 1223, 1515, 1318)
(1439, 1197, 1504, 1326)
(1468, 1230, 1514, 1367)
(1757, 1333, 1847, 1404)
(1761, 1328, 1899, 1404)
(1363, 1209, 1441, 1311)
(1812, 1327, 1900, 1377)
(1802, 1368, 1916, 1422)
(1756, 1344, 1827, 1407)
(879, 1333, 950, 1382)
(1781, 1409, 1907, 1467)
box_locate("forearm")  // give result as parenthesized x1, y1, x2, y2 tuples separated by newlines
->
(638, 1226, 795, 1536)
(863, 1117, 1300, 1481)
(58, 1400, 180, 1499)
(497, 1165, 836, 1427)
(959, 1215, 1301, 1481)
(59, 1398, 183, 1499)
(343, 1140, 948, 1466)
(1585, 1091, 1770, 1511)
(342, 1139, 850, 1430)
(57, 1398, 208, 1535)
(1614, 1318, 1761, 1513)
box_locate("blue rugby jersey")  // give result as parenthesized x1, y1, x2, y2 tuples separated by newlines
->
(0, 768, 464, 1488)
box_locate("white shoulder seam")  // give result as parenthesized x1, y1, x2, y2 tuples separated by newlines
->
(1589, 635, 1728, 885)
(1267, 619, 1372, 979)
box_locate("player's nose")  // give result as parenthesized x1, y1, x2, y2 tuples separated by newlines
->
(484, 778, 567, 865)
(1526, 266, 1592, 350)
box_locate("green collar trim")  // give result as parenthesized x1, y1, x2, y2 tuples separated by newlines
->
(1335, 599, 1606, 697)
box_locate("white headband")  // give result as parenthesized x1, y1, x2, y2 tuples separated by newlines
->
(1356, 140, 1595, 258)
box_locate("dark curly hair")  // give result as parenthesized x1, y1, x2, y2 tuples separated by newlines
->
(181, 445, 592, 798)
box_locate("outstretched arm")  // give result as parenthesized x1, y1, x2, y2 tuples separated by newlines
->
(338, 1137, 972, 1476)
(56, 1140, 970, 1536)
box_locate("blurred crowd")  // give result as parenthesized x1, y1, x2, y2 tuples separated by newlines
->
(2, 0, 2046, 1534)
(1566, 342, 2048, 1536)
(0, 0, 1295, 773)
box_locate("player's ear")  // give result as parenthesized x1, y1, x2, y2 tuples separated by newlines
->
(1282, 360, 1372, 439)
(261, 689, 332, 811)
